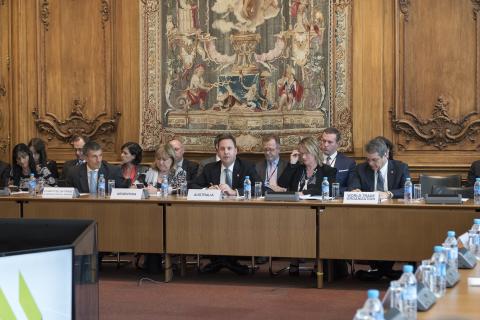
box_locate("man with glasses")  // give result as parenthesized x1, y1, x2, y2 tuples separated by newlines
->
(348, 137, 410, 280)
(256, 134, 287, 192)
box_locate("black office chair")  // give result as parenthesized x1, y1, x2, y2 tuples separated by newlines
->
(419, 174, 461, 197)
(431, 186, 473, 198)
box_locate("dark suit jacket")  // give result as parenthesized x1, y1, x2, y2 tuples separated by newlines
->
(182, 159, 199, 182)
(0, 160, 10, 187)
(62, 159, 82, 180)
(197, 156, 217, 177)
(278, 163, 337, 195)
(467, 160, 480, 187)
(333, 152, 356, 195)
(65, 161, 127, 193)
(190, 158, 260, 196)
(347, 160, 409, 198)
(255, 158, 288, 185)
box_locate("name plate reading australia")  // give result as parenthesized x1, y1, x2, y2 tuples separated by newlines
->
(187, 189, 222, 201)
(110, 188, 144, 200)
(42, 187, 79, 199)
(343, 192, 380, 204)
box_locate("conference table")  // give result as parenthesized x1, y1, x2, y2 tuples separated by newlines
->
(1, 194, 479, 288)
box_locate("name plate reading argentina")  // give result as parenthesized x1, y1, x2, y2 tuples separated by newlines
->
(343, 192, 379, 204)
(187, 189, 222, 201)
(110, 188, 144, 200)
(42, 187, 78, 199)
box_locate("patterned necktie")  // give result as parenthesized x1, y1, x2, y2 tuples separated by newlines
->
(376, 172, 384, 191)
(326, 156, 332, 166)
(89, 170, 98, 194)
(224, 168, 232, 188)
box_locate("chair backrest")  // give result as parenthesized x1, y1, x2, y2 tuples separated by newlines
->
(431, 186, 473, 199)
(419, 174, 462, 197)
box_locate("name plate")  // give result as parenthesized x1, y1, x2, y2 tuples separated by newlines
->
(343, 192, 379, 204)
(110, 188, 144, 200)
(187, 189, 222, 201)
(42, 187, 78, 199)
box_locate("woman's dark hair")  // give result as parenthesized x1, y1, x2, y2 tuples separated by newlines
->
(374, 136, 394, 160)
(28, 138, 49, 167)
(121, 142, 143, 165)
(12, 143, 37, 180)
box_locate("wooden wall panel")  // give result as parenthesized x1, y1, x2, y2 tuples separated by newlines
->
(3, 0, 479, 178)
(391, 0, 480, 169)
(0, 0, 10, 162)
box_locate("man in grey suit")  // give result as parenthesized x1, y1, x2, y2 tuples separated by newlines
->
(255, 134, 287, 192)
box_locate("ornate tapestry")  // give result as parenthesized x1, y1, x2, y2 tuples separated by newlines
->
(140, 0, 352, 152)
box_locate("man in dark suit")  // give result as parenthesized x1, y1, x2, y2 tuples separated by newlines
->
(197, 134, 221, 177)
(0, 160, 10, 187)
(320, 127, 356, 195)
(66, 141, 126, 194)
(62, 135, 88, 180)
(467, 160, 480, 187)
(169, 138, 199, 183)
(348, 137, 410, 280)
(348, 137, 409, 199)
(191, 133, 260, 196)
(190, 133, 260, 274)
(255, 134, 287, 193)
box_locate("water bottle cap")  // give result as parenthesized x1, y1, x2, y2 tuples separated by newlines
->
(367, 289, 379, 299)
(476, 178, 480, 181)
(30, 173, 35, 177)
(447, 230, 455, 237)
(474, 218, 480, 224)
(403, 265, 413, 273)
(100, 174, 104, 177)
(245, 176, 249, 179)
(323, 176, 328, 180)
(406, 177, 411, 181)
(434, 245, 444, 253)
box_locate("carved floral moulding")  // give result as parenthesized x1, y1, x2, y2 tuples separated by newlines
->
(391, 96, 480, 150)
(32, 99, 121, 144)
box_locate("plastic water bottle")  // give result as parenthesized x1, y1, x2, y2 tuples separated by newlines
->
(468, 219, 480, 259)
(386, 280, 404, 313)
(475, 178, 480, 205)
(322, 177, 329, 200)
(404, 178, 412, 203)
(363, 289, 384, 320)
(161, 175, 169, 197)
(416, 260, 435, 294)
(431, 246, 447, 298)
(443, 231, 458, 272)
(98, 174, 106, 198)
(399, 265, 417, 319)
(28, 173, 37, 196)
(244, 176, 252, 200)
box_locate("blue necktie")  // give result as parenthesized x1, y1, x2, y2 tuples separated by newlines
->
(376, 172, 384, 191)
(89, 170, 98, 194)
(224, 168, 232, 188)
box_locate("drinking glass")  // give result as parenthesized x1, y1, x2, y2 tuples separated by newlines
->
(413, 184, 422, 201)
(331, 183, 340, 199)
(254, 182, 262, 199)
(107, 179, 115, 196)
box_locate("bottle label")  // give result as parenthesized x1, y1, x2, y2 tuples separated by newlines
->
(437, 263, 446, 277)
(244, 183, 251, 191)
(449, 248, 458, 260)
(403, 285, 417, 300)
(475, 184, 480, 195)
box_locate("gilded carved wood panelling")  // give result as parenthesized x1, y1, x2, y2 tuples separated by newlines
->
(392, 0, 480, 151)
(33, 0, 120, 150)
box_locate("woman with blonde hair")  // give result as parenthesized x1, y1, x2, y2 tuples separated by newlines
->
(143, 144, 186, 193)
(277, 136, 336, 195)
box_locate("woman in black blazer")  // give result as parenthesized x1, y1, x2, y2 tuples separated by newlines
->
(278, 136, 337, 195)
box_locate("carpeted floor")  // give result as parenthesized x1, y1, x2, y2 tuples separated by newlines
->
(98, 257, 390, 320)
